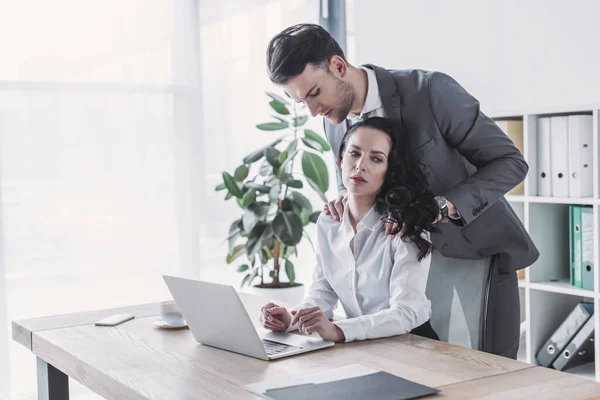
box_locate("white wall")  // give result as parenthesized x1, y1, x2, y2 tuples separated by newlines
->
(353, 0, 600, 116)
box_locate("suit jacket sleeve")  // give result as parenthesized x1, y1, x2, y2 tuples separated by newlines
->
(428, 72, 528, 225)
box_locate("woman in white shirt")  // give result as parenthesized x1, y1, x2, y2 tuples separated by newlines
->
(260, 117, 439, 342)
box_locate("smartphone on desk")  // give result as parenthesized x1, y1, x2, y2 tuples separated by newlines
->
(94, 314, 134, 327)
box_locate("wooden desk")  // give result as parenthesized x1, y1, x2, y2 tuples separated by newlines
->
(13, 293, 600, 399)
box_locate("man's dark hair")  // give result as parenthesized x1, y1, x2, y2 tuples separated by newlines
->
(266, 23, 346, 85)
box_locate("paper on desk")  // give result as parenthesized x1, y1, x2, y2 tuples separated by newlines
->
(245, 363, 377, 399)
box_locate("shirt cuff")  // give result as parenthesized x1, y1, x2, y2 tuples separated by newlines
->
(448, 210, 461, 219)
(333, 319, 365, 342)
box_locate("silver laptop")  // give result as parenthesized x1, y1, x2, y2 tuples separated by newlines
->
(162, 275, 335, 360)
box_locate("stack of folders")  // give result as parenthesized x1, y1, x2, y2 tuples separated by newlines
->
(570, 205, 594, 290)
(245, 364, 439, 400)
(537, 115, 593, 198)
(536, 302, 594, 371)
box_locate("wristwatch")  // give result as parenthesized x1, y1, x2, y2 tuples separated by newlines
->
(434, 196, 449, 223)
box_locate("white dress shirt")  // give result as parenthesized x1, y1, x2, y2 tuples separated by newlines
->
(347, 66, 386, 123)
(290, 205, 432, 342)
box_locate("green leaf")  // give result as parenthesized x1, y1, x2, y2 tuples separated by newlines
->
(305, 176, 328, 203)
(237, 264, 249, 272)
(241, 268, 259, 288)
(301, 137, 324, 153)
(272, 211, 303, 246)
(305, 129, 331, 151)
(285, 259, 296, 284)
(226, 244, 245, 264)
(215, 183, 226, 192)
(242, 139, 282, 164)
(242, 202, 270, 232)
(302, 152, 329, 193)
(310, 211, 321, 223)
(225, 191, 233, 200)
(265, 147, 281, 167)
(236, 197, 244, 209)
(283, 245, 295, 258)
(244, 182, 271, 193)
(266, 91, 290, 105)
(277, 150, 288, 165)
(245, 222, 272, 257)
(234, 165, 249, 181)
(242, 189, 256, 208)
(285, 178, 303, 189)
(259, 159, 273, 176)
(290, 191, 312, 212)
(279, 148, 299, 173)
(281, 198, 294, 212)
(301, 208, 312, 226)
(256, 122, 288, 131)
(223, 172, 244, 198)
(227, 221, 241, 253)
(285, 139, 298, 155)
(259, 248, 270, 264)
(269, 100, 290, 115)
(293, 115, 309, 127)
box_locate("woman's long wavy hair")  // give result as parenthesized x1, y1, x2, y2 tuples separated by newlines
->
(339, 117, 438, 261)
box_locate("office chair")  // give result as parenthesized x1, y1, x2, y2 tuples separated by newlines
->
(425, 251, 497, 352)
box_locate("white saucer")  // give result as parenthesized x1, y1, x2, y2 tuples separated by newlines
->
(153, 318, 188, 329)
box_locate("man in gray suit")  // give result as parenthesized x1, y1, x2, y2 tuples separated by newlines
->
(266, 24, 539, 359)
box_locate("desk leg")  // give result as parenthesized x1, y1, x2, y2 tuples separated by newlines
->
(37, 357, 69, 400)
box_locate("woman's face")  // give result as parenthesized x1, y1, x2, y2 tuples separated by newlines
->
(341, 127, 391, 197)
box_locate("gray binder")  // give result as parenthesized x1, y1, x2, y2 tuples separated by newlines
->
(552, 316, 595, 371)
(536, 302, 593, 367)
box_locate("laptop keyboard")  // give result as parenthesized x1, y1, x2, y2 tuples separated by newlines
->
(262, 339, 302, 355)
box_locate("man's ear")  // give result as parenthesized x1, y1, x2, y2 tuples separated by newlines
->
(329, 56, 348, 78)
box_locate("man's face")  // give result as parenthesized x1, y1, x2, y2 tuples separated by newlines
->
(283, 62, 354, 125)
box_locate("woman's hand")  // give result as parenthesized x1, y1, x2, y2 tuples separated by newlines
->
(290, 306, 345, 342)
(259, 303, 291, 332)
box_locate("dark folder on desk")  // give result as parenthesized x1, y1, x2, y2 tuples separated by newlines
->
(536, 302, 594, 367)
(263, 371, 439, 400)
(552, 316, 595, 371)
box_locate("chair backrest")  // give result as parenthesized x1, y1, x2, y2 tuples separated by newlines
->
(425, 251, 496, 351)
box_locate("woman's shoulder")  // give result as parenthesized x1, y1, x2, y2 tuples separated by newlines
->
(316, 212, 342, 230)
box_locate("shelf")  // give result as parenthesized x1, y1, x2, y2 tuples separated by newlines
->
(528, 196, 595, 205)
(562, 362, 597, 382)
(528, 279, 596, 298)
(506, 195, 525, 203)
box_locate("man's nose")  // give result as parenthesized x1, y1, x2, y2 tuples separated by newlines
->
(307, 103, 320, 117)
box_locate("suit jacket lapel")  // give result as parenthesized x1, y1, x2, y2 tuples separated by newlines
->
(363, 64, 402, 125)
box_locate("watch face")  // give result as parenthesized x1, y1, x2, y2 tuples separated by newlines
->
(435, 196, 447, 209)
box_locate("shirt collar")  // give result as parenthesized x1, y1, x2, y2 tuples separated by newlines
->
(347, 67, 383, 121)
(338, 204, 382, 233)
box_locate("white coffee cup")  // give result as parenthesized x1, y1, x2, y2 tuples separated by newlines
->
(160, 300, 184, 325)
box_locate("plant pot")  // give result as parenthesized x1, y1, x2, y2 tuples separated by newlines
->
(245, 282, 305, 306)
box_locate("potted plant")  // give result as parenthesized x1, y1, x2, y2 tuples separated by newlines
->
(215, 92, 331, 304)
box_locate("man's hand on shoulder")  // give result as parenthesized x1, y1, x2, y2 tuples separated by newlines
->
(323, 194, 347, 222)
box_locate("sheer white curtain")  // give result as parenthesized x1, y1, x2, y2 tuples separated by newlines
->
(0, 1, 320, 399)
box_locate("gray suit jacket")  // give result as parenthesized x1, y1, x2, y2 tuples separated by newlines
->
(324, 66, 539, 271)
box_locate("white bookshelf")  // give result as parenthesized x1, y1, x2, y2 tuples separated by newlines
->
(493, 106, 600, 382)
